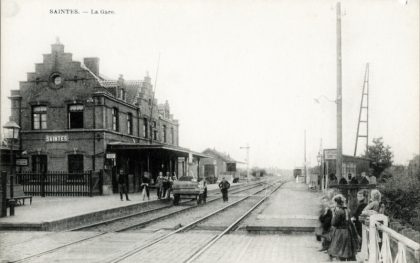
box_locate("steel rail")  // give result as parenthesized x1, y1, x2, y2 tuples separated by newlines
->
(106, 180, 281, 263)
(73, 182, 264, 232)
(11, 232, 107, 263)
(8, 181, 268, 263)
(4, 187, 236, 248)
(183, 181, 284, 263)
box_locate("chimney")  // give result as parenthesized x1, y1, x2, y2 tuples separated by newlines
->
(51, 37, 64, 54)
(83, 57, 100, 76)
(118, 74, 124, 85)
(144, 71, 152, 84)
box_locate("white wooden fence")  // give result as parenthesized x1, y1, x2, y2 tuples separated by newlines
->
(361, 214, 420, 263)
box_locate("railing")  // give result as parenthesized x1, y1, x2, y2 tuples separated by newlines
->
(361, 214, 420, 263)
(17, 171, 102, 197)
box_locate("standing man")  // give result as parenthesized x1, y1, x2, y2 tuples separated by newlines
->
(164, 172, 172, 199)
(118, 169, 130, 201)
(141, 172, 150, 201)
(156, 172, 164, 199)
(218, 177, 230, 202)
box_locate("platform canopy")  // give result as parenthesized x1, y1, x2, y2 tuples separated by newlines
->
(107, 142, 210, 159)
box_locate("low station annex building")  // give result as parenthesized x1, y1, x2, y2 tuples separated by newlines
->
(8, 40, 208, 195)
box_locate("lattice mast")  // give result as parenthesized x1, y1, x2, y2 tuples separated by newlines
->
(354, 63, 369, 156)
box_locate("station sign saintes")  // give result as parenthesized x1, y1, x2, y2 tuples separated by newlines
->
(45, 135, 69, 142)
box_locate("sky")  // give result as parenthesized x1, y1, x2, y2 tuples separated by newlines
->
(1, 0, 419, 169)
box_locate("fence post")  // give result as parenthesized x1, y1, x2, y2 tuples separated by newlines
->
(367, 214, 389, 263)
(41, 172, 46, 197)
(89, 171, 93, 197)
(1, 171, 7, 217)
(360, 224, 369, 261)
(368, 215, 378, 263)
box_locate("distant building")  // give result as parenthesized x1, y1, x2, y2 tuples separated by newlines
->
(323, 149, 370, 181)
(7, 41, 206, 194)
(200, 148, 239, 183)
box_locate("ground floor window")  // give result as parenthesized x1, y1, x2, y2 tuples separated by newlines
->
(68, 154, 84, 179)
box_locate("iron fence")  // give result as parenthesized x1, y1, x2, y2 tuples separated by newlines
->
(17, 171, 102, 197)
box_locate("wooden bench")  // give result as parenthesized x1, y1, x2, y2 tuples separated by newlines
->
(6, 185, 32, 206)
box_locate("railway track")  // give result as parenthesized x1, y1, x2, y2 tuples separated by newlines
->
(9, 180, 276, 263)
(183, 182, 284, 263)
(105, 180, 284, 263)
(71, 181, 266, 232)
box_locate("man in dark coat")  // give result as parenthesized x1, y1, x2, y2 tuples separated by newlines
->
(339, 177, 348, 185)
(359, 172, 370, 185)
(349, 174, 359, 184)
(118, 169, 130, 201)
(218, 177, 230, 202)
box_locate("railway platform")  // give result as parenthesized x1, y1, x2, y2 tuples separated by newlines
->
(0, 183, 230, 231)
(0, 179, 334, 263)
(245, 180, 322, 232)
(0, 180, 418, 262)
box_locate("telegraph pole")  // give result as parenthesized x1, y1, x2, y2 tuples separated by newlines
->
(304, 130, 307, 184)
(240, 144, 250, 183)
(336, 1, 343, 181)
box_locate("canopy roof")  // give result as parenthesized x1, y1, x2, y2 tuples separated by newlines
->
(107, 142, 211, 159)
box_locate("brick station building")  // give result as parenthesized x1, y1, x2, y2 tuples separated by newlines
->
(200, 148, 239, 183)
(8, 41, 206, 194)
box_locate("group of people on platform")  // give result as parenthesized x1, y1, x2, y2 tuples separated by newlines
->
(117, 171, 233, 204)
(328, 171, 376, 186)
(155, 172, 177, 200)
(116, 171, 177, 201)
(317, 187, 384, 261)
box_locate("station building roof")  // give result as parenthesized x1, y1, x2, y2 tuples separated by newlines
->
(107, 142, 211, 159)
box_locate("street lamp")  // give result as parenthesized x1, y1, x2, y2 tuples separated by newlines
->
(313, 95, 337, 105)
(313, 92, 343, 182)
(3, 121, 21, 216)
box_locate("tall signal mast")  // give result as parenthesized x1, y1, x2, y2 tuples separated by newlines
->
(354, 63, 370, 156)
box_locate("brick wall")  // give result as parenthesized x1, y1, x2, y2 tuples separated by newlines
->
(9, 42, 181, 176)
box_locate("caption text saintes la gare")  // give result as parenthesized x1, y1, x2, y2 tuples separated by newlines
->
(49, 9, 115, 15)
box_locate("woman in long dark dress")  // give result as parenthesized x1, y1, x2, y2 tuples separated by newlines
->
(328, 194, 358, 261)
